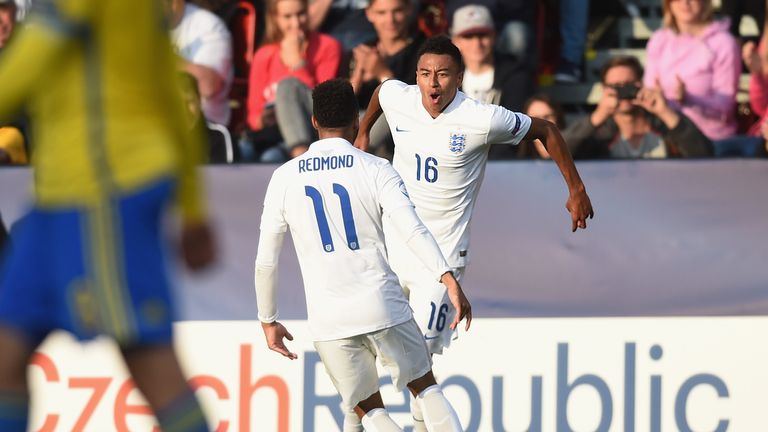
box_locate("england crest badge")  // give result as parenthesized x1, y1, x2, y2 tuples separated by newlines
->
(449, 132, 466, 154)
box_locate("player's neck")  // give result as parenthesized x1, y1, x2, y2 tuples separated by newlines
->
(317, 127, 356, 143)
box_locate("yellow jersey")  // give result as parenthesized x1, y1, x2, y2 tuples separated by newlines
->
(0, 0, 206, 222)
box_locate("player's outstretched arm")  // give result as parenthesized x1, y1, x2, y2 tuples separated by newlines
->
(441, 272, 472, 331)
(354, 82, 385, 152)
(525, 117, 595, 232)
(261, 321, 298, 360)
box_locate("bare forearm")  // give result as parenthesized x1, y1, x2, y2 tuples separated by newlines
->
(539, 122, 585, 193)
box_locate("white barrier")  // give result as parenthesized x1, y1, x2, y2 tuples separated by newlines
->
(29, 317, 768, 431)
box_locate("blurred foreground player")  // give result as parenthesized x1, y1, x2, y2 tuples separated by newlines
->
(254, 79, 470, 431)
(0, 1, 216, 431)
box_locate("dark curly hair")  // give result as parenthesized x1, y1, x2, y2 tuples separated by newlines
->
(312, 78, 359, 129)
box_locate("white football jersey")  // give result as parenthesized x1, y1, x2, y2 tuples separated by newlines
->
(259, 138, 417, 341)
(380, 79, 532, 267)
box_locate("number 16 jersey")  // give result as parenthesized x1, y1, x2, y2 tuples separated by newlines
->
(380, 80, 532, 268)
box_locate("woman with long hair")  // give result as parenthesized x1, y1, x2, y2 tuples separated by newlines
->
(644, 0, 741, 149)
(245, 0, 341, 161)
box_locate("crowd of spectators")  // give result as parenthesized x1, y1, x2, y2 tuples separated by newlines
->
(2, 0, 768, 165)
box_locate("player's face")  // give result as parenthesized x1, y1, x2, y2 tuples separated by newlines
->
(275, 0, 309, 38)
(366, 0, 410, 41)
(416, 53, 463, 117)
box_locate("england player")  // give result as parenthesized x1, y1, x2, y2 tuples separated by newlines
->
(254, 78, 471, 432)
(0, 1, 216, 431)
(354, 36, 594, 430)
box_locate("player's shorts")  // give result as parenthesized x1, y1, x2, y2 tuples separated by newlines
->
(393, 256, 465, 355)
(0, 179, 177, 347)
(313, 318, 432, 412)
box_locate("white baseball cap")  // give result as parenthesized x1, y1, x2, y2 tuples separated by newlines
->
(450, 4, 495, 37)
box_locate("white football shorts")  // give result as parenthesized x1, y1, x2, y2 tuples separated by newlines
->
(313, 318, 432, 412)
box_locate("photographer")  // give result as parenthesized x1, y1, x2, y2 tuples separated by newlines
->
(562, 56, 713, 159)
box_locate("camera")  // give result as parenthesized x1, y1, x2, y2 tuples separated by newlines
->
(613, 84, 639, 100)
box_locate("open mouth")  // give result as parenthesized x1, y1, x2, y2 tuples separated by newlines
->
(429, 92, 441, 104)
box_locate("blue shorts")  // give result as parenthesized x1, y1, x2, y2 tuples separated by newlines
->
(0, 179, 177, 347)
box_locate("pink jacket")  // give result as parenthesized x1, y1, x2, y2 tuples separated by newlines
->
(644, 19, 741, 141)
(247, 32, 341, 130)
(748, 39, 768, 136)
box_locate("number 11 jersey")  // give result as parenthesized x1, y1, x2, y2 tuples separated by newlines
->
(260, 138, 421, 341)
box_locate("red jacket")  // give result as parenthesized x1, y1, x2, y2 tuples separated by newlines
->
(247, 32, 341, 130)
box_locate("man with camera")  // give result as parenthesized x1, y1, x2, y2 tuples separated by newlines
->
(562, 56, 713, 159)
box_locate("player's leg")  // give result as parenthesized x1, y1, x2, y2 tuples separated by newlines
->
(104, 180, 207, 431)
(314, 336, 403, 432)
(406, 371, 462, 432)
(121, 344, 208, 432)
(355, 391, 403, 432)
(0, 210, 54, 431)
(0, 327, 35, 431)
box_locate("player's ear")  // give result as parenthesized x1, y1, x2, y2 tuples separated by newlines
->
(311, 115, 319, 131)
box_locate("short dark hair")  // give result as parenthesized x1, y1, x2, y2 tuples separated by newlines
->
(417, 35, 465, 72)
(600, 56, 644, 83)
(312, 78, 359, 129)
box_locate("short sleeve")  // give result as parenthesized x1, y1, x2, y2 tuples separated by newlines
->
(259, 170, 288, 234)
(487, 105, 532, 146)
(379, 79, 408, 112)
(186, 17, 233, 77)
(376, 161, 414, 215)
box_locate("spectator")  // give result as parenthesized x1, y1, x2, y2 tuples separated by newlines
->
(309, 0, 375, 51)
(179, 72, 236, 163)
(168, 0, 234, 126)
(450, 4, 532, 110)
(644, 0, 741, 146)
(0, 0, 15, 49)
(518, 94, 567, 159)
(562, 56, 713, 159)
(245, 0, 341, 161)
(716, 14, 768, 157)
(554, 0, 590, 83)
(344, 0, 424, 158)
(447, 0, 537, 61)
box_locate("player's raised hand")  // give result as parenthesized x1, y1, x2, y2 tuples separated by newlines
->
(566, 188, 594, 232)
(261, 321, 298, 360)
(441, 272, 472, 331)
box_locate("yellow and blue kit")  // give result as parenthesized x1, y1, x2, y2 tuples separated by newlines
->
(0, 0, 208, 346)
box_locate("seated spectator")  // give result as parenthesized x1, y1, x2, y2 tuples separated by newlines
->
(179, 73, 236, 163)
(168, 0, 234, 126)
(343, 0, 423, 158)
(518, 94, 566, 159)
(562, 56, 713, 159)
(309, 0, 375, 51)
(644, 0, 741, 147)
(0, 0, 15, 49)
(446, 0, 536, 60)
(715, 14, 768, 157)
(245, 0, 341, 162)
(450, 4, 532, 110)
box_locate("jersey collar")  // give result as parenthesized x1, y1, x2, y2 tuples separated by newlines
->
(308, 137, 354, 152)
